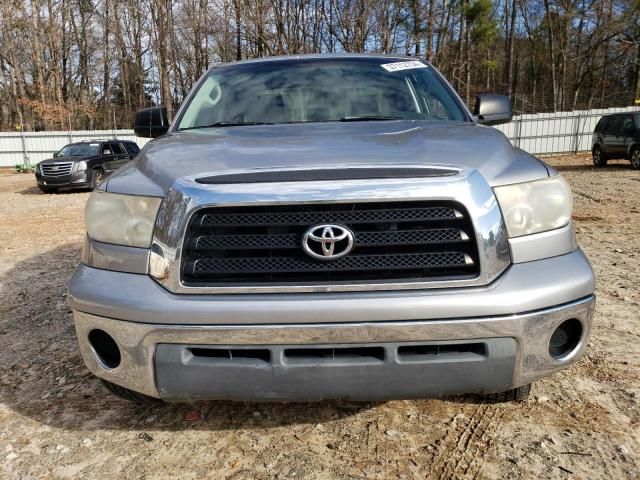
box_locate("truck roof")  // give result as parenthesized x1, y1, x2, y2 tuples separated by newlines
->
(212, 53, 429, 69)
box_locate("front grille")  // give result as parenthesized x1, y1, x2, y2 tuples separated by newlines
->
(181, 201, 480, 286)
(41, 162, 73, 176)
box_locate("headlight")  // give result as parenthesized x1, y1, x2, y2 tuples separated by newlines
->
(493, 176, 572, 238)
(75, 160, 88, 171)
(85, 191, 162, 247)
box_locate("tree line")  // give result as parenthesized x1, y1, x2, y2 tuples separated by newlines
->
(0, 0, 638, 131)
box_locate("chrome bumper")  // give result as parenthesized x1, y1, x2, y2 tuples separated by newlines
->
(74, 296, 595, 400)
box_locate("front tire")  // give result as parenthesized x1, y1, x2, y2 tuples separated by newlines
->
(484, 383, 531, 403)
(631, 148, 640, 170)
(592, 145, 607, 167)
(100, 379, 160, 404)
(38, 185, 58, 194)
(90, 168, 105, 190)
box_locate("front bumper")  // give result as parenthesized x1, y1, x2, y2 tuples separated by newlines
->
(69, 250, 596, 401)
(35, 172, 90, 189)
(74, 297, 594, 401)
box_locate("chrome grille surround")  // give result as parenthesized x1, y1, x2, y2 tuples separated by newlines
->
(41, 161, 74, 176)
(150, 167, 511, 294)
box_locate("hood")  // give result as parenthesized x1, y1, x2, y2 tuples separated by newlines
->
(106, 121, 550, 197)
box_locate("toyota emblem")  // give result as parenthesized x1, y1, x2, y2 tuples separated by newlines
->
(302, 224, 354, 260)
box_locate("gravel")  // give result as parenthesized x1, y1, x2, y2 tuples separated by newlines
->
(0, 155, 638, 479)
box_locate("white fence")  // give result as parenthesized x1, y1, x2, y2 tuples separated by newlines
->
(1, 105, 639, 167)
(493, 106, 640, 155)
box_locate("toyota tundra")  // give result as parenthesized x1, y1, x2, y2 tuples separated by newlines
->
(68, 55, 595, 403)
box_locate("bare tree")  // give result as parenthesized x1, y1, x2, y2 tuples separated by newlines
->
(0, 0, 637, 131)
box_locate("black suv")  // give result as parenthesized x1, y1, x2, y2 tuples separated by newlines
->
(35, 140, 140, 193)
(592, 113, 640, 169)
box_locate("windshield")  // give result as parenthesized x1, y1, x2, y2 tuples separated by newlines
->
(177, 58, 468, 130)
(57, 143, 99, 157)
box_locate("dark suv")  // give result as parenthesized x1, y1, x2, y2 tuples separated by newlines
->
(592, 113, 640, 169)
(35, 139, 140, 193)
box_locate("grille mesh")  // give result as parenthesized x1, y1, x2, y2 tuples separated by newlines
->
(200, 206, 458, 227)
(193, 228, 465, 251)
(182, 201, 479, 286)
(194, 253, 469, 275)
(356, 229, 463, 246)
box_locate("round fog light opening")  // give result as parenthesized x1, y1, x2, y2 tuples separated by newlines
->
(549, 319, 582, 360)
(88, 329, 121, 369)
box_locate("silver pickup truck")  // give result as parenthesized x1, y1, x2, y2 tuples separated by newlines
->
(68, 54, 595, 403)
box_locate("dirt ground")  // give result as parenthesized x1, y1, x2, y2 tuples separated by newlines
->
(0, 154, 638, 479)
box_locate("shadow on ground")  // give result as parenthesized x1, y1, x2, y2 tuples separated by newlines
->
(0, 243, 491, 433)
(554, 161, 632, 172)
(18, 186, 90, 195)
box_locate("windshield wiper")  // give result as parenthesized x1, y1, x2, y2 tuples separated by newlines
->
(339, 115, 403, 122)
(180, 121, 273, 130)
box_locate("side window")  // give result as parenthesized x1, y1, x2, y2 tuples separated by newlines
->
(412, 72, 465, 121)
(423, 95, 451, 120)
(124, 143, 140, 155)
(110, 143, 124, 155)
(622, 116, 634, 133)
(595, 117, 609, 132)
(606, 117, 622, 135)
(101, 144, 113, 156)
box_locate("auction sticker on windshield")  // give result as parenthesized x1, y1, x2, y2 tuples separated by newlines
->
(381, 61, 427, 72)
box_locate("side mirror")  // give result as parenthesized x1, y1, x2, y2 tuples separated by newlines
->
(474, 94, 512, 126)
(134, 106, 169, 138)
(52, 151, 59, 158)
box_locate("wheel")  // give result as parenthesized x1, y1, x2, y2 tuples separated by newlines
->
(631, 148, 640, 170)
(484, 383, 531, 403)
(38, 185, 58, 194)
(100, 379, 160, 404)
(90, 168, 105, 189)
(592, 145, 607, 167)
